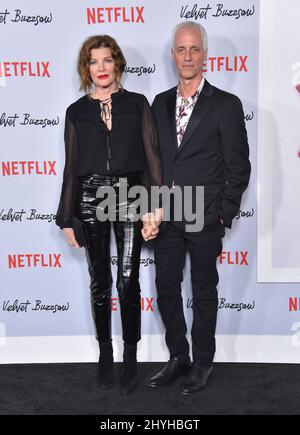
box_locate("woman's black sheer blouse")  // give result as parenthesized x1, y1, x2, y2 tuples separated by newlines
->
(55, 89, 162, 229)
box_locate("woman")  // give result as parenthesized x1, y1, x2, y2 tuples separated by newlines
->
(55, 35, 162, 394)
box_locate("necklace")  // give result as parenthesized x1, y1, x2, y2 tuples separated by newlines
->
(92, 84, 119, 126)
(99, 97, 112, 122)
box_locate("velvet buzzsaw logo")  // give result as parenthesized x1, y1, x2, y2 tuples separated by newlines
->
(0, 208, 56, 223)
(186, 297, 255, 311)
(0, 112, 59, 128)
(0, 9, 53, 25)
(180, 3, 255, 20)
(2, 300, 69, 314)
(124, 64, 156, 77)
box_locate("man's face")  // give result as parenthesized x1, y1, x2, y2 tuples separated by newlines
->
(172, 27, 207, 81)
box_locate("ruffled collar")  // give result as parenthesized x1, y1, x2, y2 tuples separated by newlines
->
(87, 87, 125, 104)
(69, 88, 138, 127)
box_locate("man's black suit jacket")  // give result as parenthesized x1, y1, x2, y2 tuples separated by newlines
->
(151, 79, 251, 229)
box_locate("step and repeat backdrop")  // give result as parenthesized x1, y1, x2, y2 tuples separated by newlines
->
(0, 0, 299, 363)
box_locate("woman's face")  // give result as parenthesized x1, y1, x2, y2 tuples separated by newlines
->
(89, 47, 117, 90)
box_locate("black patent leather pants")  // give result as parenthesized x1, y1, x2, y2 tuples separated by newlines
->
(75, 173, 143, 345)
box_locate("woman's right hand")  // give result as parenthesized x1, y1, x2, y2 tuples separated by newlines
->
(63, 228, 80, 248)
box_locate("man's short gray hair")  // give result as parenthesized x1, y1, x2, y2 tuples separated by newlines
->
(172, 21, 208, 51)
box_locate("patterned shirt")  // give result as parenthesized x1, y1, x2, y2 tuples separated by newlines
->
(175, 77, 205, 146)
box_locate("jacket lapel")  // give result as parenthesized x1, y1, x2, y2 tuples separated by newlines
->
(166, 87, 178, 151)
(177, 79, 214, 153)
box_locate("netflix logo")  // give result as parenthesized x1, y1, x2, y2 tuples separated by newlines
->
(0, 61, 51, 78)
(1, 161, 57, 176)
(219, 251, 249, 266)
(8, 253, 61, 269)
(289, 297, 300, 312)
(111, 297, 154, 312)
(87, 6, 145, 24)
(203, 56, 248, 73)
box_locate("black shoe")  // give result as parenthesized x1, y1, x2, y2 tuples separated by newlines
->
(120, 343, 138, 394)
(180, 363, 213, 395)
(147, 357, 191, 388)
(98, 358, 114, 389)
(120, 362, 138, 394)
(98, 341, 114, 389)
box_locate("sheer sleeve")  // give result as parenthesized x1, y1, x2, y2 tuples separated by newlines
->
(55, 109, 78, 229)
(141, 97, 163, 212)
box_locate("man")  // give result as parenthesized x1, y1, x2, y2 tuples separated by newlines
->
(147, 21, 251, 395)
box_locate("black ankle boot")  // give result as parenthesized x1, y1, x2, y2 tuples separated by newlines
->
(120, 343, 138, 394)
(98, 340, 114, 389)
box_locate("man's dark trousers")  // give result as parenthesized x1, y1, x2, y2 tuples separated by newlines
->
(154, 219, 224, 364)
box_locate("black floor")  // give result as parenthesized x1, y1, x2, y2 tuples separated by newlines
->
(0, 362, 299, 415)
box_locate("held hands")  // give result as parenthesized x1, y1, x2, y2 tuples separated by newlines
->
(63, 208, 164, 246)
(64, 214, 221, 246)
(141, 208, 163, 242)
(63, 228, 80, 249)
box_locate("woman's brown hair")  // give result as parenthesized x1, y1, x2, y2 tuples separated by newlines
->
(77, 35, 126, 95)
